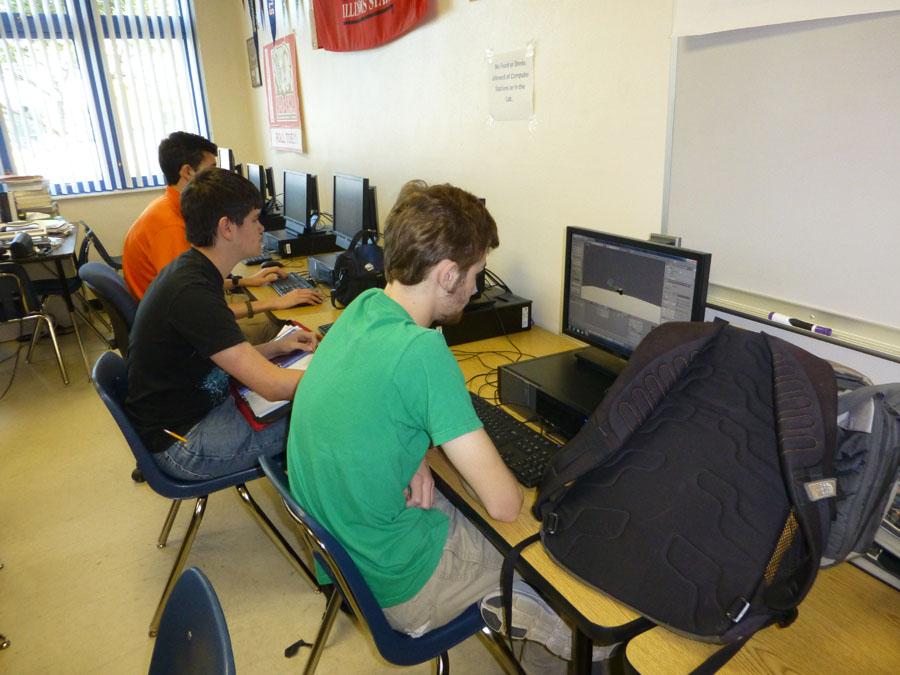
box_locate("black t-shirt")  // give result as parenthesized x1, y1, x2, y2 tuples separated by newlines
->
(126, 248, 246, 452)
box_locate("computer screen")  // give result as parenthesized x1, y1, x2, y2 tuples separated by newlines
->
(283, 170, 319, 233)
(246, 163, 265, 198)
(562, 226, 711, 361)
(333, 173, 369, 248)
(217, 147, 234, 172)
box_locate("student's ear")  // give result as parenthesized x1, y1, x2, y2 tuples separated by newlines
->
(434, 259, 461, 293)
(217, 215, 234, 242)
(178, 163, 194, 184)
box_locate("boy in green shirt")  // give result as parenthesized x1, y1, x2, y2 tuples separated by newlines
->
(287, 181, 609, 671)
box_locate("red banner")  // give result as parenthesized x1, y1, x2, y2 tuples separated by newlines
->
(312, 0, 428, 52)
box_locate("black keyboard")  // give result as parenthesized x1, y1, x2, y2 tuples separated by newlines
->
(243, 253, 273, 265)
(469, 393, 560, 488)
(271, 272, 316, 295)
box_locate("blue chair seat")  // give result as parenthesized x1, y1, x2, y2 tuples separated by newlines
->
(259, 455, 520, 673)
(92, 351, 317, 637)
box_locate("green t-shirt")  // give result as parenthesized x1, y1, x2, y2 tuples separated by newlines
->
(286, 289, 482, 607)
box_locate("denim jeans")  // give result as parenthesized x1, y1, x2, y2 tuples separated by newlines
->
(152, 397, 288, 480)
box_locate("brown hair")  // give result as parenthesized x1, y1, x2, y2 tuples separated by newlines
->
(182, 168, 263, 247)
(383, 181, 499, 284)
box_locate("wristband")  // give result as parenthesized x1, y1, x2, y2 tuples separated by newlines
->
(230, 274, 242, 289)
(244, 299, 254, 318)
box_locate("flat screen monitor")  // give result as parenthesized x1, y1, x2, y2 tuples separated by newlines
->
(265, 167, 275, 201)
(283, 170, 319, 234)
(332, 173, 369, 249)
(364, 185, 378, 233)
(217, 147, 234, 171)
(562, 227, 711, 368)
(246, 163, 265, 198)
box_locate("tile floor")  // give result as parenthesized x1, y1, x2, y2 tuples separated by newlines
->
(0, 325, 506, 674)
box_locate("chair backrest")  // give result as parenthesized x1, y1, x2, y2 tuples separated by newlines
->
(148, 567, 235, 675)
(79, 262, 136, 355)
(0, 262, 40, 320)
(91, 351, 207, 499)
(259, 455, 426, 664)
(75, 221, 122, 270)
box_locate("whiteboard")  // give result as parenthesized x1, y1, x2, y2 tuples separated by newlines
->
(666, 12, 900, 331)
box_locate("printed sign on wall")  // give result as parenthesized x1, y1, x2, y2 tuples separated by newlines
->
(263, 33, 305, 152)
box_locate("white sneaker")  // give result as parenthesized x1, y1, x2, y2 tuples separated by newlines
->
(480, 586, 618, 662)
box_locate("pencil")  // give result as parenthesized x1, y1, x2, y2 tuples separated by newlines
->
(163, 428, 189, 444)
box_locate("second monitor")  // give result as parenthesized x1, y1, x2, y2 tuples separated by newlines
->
(283, 169, 319, 234)
(333, 173, 378, 249)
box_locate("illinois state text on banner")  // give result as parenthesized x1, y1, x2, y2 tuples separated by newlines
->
(312, 0, 427, 51)
(263, 33, 305, 152)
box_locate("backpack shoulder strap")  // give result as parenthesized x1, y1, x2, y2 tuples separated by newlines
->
(763, 333, 838, 609)
(533, 319, 728, 520)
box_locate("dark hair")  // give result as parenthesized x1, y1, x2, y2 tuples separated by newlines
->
(181, 168, 264, 247)
(383, 181, 499, 285)
(158, 131, 217, 185)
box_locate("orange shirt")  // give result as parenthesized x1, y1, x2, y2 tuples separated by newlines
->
(123, 186, 190, 300)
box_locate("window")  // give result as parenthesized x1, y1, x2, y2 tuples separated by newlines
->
(0, 0, 208, 195)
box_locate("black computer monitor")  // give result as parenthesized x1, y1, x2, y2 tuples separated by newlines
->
(562, 226, 711, 369)
(217, 147, 234, 171)
(283, 170, 319, 234)
(332, 173, 369, 249)
(265, 167, 276, 201)
(246, 163, 265, 197)
(364, 185, 378, 233)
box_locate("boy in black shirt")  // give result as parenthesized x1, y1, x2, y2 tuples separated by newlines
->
(126, 168, 317, 479)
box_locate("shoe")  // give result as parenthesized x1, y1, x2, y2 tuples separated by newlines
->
(480, 586, 618, 662)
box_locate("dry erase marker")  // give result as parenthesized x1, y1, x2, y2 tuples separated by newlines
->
(163, 428, 189, 444)
(767, 312, 833, 336)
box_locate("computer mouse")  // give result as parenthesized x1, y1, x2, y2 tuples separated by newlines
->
(260, 260, 284, 269)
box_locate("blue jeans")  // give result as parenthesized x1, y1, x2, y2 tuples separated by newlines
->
(152, 397, 287, 480)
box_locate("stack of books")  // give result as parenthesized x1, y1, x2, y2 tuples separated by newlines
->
(0, 174, 56, 221)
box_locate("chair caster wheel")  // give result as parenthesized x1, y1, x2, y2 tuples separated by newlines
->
(132, 468, 145, 483)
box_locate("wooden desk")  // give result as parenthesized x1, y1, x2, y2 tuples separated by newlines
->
(234, 257, 341, 332)
(624, 562, 900, 674)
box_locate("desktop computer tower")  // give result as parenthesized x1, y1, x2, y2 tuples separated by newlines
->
(498, 349, 617, 440)
(263, 229, 338, 258)
(308, 251, 340, 284)
(438, 290, 532, 346)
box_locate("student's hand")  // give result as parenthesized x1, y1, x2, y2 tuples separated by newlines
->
(404, 458, 435, 509)
(272, 288, 324, 309)
(275, 328, 319, 355)
(243, 267, 288, 287)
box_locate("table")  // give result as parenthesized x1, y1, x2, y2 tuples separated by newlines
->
(623, 561, 900, 673)
(16, 231, 90, 380)
(244, 258, 900, 674)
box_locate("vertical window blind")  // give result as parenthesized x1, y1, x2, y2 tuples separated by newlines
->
(0, 0, 208, 195)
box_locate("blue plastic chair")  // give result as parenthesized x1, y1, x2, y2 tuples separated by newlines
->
(91, 351, 317, 636)
(148, 567, 235, 675)
(259, 455, 521, 674)
(78, 262, 136, 357)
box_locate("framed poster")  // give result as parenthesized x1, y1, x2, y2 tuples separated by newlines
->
(263, 33, 305, 152)
(246, 36, 262, 88)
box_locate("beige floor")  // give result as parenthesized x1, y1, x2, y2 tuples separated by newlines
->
(0, 325, 506, 674)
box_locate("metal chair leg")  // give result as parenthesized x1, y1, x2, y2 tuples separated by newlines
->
(27, 316, 69, 385)
(157, 499, 182, 549)
(303, 583, 343, 675)
(149, 496, 207, 637)
(67, 310, 91, 380)
(234, 484, 318, 591)
(476, 626, 526, 674)
(0, 634, 8, 650)
(434, 651, 450, 674)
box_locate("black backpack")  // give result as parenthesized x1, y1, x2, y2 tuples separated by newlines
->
(331, 229, 385, 309)
(503, 320, 838, 670)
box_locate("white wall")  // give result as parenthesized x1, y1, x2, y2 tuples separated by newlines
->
(57, 0, 677, 334)
(233, 0, 677, 331)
